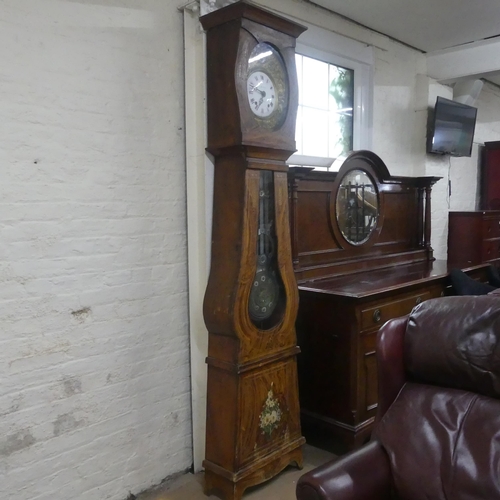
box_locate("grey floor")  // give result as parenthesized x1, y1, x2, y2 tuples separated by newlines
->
(137, 444, 335, 500)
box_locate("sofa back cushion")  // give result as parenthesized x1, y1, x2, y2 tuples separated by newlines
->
(374, 382, 500, 500)
(405, 296, 500, 399)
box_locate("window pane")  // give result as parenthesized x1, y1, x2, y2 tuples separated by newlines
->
(296, 106, 303, 155)
(293, 53, 354, 166)
(329, 111, 352, 158)
(302, 107, 329, 157)
(295, 54, 303, 105)
(302, 56, 329, 110)
(328, 65, 354, 156)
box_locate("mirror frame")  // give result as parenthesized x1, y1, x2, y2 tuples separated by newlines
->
(329, 151, 389, 250)
(335, 169, 379, 245)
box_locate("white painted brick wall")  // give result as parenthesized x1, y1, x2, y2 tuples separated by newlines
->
(372, 41, 427, 175)
(0, 1, 191, 499)
(426, 81, 500, 260)
(370, 37, 500, 261)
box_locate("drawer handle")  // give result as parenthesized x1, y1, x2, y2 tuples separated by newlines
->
(373, 309, 381, 323)
(415, 297, 422, 305)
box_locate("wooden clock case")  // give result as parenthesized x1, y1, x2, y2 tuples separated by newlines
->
(201, 2, 303, 154)
(200, 3, 306, 499)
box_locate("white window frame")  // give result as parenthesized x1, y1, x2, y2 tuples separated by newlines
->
(289, 25, 374, 169)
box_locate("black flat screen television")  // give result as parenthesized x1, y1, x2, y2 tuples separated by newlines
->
(427, 96, 477, 157)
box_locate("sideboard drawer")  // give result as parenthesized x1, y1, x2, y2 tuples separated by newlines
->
(482, 217, 500, 239)
(360, 292, 431, 331)
(449, 211, 500, 267)
(481, 239, 500, 262)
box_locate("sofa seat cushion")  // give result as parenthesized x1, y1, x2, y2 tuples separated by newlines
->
(373, 382, 500, 500)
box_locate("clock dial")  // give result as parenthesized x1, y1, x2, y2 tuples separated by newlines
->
(247, 43, 289, 130)
(247, 71, 277, 117)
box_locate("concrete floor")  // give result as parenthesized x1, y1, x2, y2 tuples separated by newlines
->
(137, 444, 336, 500)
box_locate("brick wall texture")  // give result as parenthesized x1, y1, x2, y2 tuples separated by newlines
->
(0, 1, 192, 499)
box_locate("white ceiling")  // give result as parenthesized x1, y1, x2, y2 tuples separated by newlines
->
(311, 0, 500, 86)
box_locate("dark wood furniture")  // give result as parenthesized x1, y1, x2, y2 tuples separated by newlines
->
(481, 141, 500, 210)
(288, 151, 489, 450)
(453, 140, 500, 268)
(448, 211, 500, 268)
(201, 3, 306, 499)
(297, 296, 500, 500)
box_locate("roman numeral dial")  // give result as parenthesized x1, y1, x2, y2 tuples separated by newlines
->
(247, 71, 276, 118)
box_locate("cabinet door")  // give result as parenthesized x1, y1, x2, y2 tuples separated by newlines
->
(482, 216, 500, 239)
(448, 213, 482, 267)
(481, 238, 500, 263)
(358, 331, 378, 423)
(482, 142, 500, 210)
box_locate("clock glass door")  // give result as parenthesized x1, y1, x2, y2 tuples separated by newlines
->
(248, 170, 285, 329)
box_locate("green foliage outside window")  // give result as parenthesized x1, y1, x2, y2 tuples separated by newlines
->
(329, 67, 354, 156)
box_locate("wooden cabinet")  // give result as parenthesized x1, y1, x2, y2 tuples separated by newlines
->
(295, 262, 487, 449)
(288, 151, 446, 450)
(481, 141, 500, 210)
(289, 151, 491, 451)
(448, 211, 500, 268)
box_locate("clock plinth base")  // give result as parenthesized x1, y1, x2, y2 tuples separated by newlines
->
(203, 441, 304, 500)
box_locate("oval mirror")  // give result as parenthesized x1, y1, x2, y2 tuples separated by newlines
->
(336, 169, 378, 245)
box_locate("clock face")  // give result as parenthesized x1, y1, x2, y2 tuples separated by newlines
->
(247, 71, 277, 118)
(246, 43, 289, 130)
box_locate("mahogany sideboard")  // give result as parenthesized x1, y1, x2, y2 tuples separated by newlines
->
(288, 151, 489, 450)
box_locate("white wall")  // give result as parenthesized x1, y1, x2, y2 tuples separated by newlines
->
(425, 80, 500, 260)
(476, 81, 500, 142)
(371, 42, 427, 174)
(367, 38, 500, 261)
(0, 1, 191, 499)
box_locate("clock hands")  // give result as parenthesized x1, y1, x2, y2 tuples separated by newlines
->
(247, 72, 276, 117)
(253, 87, 266, 97)
(250, 84, 267, 111)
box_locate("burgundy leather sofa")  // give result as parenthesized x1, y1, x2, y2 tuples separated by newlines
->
(296, 295, 500, 500)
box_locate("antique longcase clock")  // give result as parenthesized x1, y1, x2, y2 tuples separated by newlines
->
(200, 2, 306, 499)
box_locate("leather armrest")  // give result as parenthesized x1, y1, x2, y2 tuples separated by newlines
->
(296, 440, 392, 500)
(375, 315, 408, 422)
